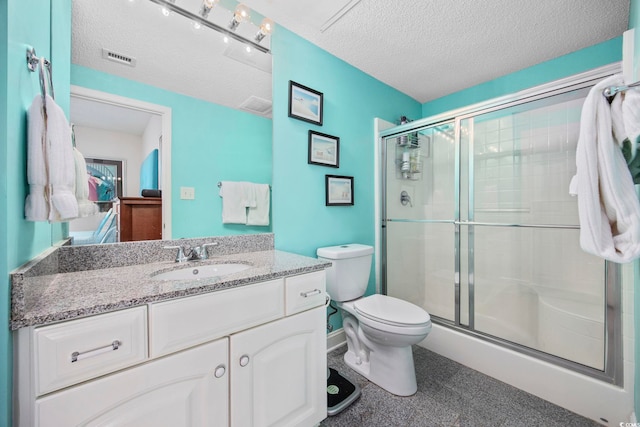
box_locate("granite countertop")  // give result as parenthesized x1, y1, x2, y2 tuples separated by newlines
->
(11, 235, 331, 330)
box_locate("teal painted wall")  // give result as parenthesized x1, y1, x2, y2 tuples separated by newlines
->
(630, 0, 640, 419)
(0, 3, 8, 424)
(71, 65, 273, 238)
(422, 37, 623, 118)
(271, 27, 421, 331)
(2, 1, 71, 424)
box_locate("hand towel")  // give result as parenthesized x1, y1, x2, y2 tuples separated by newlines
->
(247, 184, 270, 226)
(219, 181, 250, 224)
(73, 147, 98, 218)
(569, 74, 640, 262)
(45, 95, 78, 222)
(25, 95, 49, 221)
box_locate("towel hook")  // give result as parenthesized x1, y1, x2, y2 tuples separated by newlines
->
(27, 47, 54, 100)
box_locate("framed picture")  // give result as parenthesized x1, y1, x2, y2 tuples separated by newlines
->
(308, 131, 339, 168)
(325, 175, 354, 206)
(288, 80, 323, 125)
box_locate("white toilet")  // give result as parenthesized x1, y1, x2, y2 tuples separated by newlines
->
(317, 243, 432, 396)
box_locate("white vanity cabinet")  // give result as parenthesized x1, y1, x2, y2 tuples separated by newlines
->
(35, 338, 229, 427)
(14, 270, 327, 427)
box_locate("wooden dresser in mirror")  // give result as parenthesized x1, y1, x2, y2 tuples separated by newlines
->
(115, 197, 162, 242)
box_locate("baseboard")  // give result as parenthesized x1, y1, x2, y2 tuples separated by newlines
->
(327, 328, 346, 353)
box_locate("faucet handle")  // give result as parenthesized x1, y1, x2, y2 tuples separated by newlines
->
(164, 245, 189, 263)
(198, 242, 218, 260)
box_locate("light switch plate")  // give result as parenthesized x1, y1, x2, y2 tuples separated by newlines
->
(180, 186, 195, 200)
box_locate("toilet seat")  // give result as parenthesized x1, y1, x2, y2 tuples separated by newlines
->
(354, 294, 431, 328)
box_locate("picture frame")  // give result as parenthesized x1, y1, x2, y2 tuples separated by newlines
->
(308, 131, 339, 168)
(288, 80, 323, 125)
(325, 175, 354, 206)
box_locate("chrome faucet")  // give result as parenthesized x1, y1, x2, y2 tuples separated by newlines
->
(190, 242, 218, 261)
(164, 242, 218, 262)
(164, 245, 190, 263)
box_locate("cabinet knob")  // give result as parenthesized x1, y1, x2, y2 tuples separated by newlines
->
(214, 364, 226, 378)
(239, 355, 250, 367)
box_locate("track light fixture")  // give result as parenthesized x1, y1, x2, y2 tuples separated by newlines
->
(147, 0, 273, 54)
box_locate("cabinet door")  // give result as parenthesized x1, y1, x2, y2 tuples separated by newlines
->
(230, 307, 326, 427)
(36, 339, 229, 427)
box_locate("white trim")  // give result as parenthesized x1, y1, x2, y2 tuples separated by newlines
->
(381, 62, 622, 139)
(70, 85, 172, 239)
(326, 328, 346, 353)
(373, 118, 395, 294)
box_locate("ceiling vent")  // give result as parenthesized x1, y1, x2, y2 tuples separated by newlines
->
(102, 48, 137, 67)
(239, 96, 272, 117)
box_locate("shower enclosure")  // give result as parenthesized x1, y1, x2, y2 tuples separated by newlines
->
(380, 72, 621, 382)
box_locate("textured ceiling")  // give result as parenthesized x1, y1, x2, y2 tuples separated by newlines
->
(73, 0, 630, 116)
(244, 0, 630, 103)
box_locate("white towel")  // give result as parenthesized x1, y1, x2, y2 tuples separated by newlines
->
(25, 94, 79, 222)
(569, 74, 640, 262)
(45, 95, 78, 222)
(73, 147, 98, 218)
(247, 184, 270, 226)
(25, 95, 49, 221)
(219, 181, 251, 224)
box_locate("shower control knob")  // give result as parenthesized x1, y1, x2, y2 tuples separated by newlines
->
(239, 355, 250, 367)
(214, 364, 226, 378)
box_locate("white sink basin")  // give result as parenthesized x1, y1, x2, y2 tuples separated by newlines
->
(152, 263, 251, 281)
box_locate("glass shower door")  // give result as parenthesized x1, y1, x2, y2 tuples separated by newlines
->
(384, 122, 457, 322)
(459, 88, 607, 370)
(383, 82, 615, 375)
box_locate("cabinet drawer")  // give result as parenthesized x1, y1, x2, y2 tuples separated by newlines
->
(34, 306, 147, 396)
(285, 270, 326, 316)
(150, 279, 284, 357)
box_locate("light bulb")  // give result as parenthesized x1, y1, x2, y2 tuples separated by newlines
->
(245, 46, 251, 53)
(234, 4, 250, 22)
(229, 3, 250, 30)
(199, 0, 219, 19)
(255, 17, 274, 42)
(193, 21, 201, 29)
(223, 36, 229, 43)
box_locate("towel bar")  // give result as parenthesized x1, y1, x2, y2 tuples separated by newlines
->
(218, 181, 270, 189)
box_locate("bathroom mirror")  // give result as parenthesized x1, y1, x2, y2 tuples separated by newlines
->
(63, 0, 274, 245)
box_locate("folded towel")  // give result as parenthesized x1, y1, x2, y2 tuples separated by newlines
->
(569, 74, 640, 262)
(219, 181, 250, 224)
(25, 95, 49, 221)
(73, 147, 98, 218)
(45, 95, 78, 222)
(247, 184, 270, 226)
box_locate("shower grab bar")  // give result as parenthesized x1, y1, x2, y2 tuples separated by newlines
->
(385, 218, 579, 229)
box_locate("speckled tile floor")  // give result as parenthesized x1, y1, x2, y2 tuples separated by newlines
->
(320, 345, 601, 427)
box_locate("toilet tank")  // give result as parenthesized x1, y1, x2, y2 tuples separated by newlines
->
(316, 244, 373, 302)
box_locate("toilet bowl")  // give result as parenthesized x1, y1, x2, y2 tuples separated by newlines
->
(317, 244, 432, 396)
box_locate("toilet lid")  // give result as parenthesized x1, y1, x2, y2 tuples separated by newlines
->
(354, 294, 431, 327)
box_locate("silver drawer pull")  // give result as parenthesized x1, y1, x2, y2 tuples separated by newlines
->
(71, 340, 121, 363)
(300, 289, 322, 298)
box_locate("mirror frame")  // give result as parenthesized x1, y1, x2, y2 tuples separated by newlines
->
(70, 85, 173, 240)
